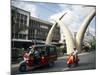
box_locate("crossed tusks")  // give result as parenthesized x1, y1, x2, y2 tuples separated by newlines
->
(45, 8, 96, 54)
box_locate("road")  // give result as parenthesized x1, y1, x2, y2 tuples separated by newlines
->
(11, 51, 96, 75)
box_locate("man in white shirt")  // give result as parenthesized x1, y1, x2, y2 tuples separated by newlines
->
(73, 48, 78, 55)
(72, 48, 78, 62)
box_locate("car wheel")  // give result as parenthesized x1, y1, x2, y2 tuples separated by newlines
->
(48, 61, 54, 67)
(19, 64, 27, 72)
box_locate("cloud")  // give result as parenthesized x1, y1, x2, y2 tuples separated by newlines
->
(49, 4, 95, 41)
(11, 1, 96, 40)
(50, 4, 95, 31)
(50, 10, 78, 24)
(11, 1, 38, 18)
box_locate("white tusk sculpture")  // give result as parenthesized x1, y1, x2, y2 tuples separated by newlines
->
(55, 19, 75, 54)
(76, 8, 96, 52)
(45, 22, 57, 44)
(46, 7, 96, 54)
(45, 12, 67, 45)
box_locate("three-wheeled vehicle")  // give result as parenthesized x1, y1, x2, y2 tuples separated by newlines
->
(19, 45, 57, 72)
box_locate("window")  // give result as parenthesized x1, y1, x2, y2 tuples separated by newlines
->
(23, 34, 26, 39)
(19, 34, 23, 39)
(24, 15, 27, 24)
(35, 47, 47, 56)
(24, 15, 27, 20)
(40, 25, 48, 29)
(17, 12, 20, 18)
(24, 20, 27, 25)
(20, 18, 23, 24)
(15, 34, 19, 39)
(49, 47, 56, 55)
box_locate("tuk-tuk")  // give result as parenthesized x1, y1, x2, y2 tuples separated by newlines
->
(19, 45, 57, 72)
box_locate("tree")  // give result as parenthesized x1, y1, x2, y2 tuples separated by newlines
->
(91, 38, 96, 50)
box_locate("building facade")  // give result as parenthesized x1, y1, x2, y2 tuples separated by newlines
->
(28, 17, 60, 43)
(11, 6, 30, 40)
(11, 6, 60, 48)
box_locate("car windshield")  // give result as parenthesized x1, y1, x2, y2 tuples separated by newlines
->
(34, 46, 47, 56)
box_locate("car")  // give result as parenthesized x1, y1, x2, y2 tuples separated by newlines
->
(19, 45, 57, 72)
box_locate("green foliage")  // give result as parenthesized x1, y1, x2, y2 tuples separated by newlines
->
(89, 37, 96, 50)
(91, 39, 96, 49)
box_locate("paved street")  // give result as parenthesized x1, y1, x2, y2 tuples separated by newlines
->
(11, 51, 96, 75)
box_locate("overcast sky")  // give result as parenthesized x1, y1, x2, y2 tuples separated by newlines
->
(11, 0, 96, 41)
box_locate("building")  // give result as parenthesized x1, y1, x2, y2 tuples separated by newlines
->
(11, 6, 60, 49)
(11, 6, 30, 48)
(28, 17, 60, 43)
(11, 6, 30, 40)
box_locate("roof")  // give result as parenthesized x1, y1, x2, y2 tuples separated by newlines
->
(11, 6, 30, 14)
(30, 16, 53, 25)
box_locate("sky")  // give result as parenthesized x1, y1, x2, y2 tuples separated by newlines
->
(11, 0, 96, 41)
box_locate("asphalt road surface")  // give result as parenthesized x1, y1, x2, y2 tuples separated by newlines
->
(11, 51, 96, 75)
